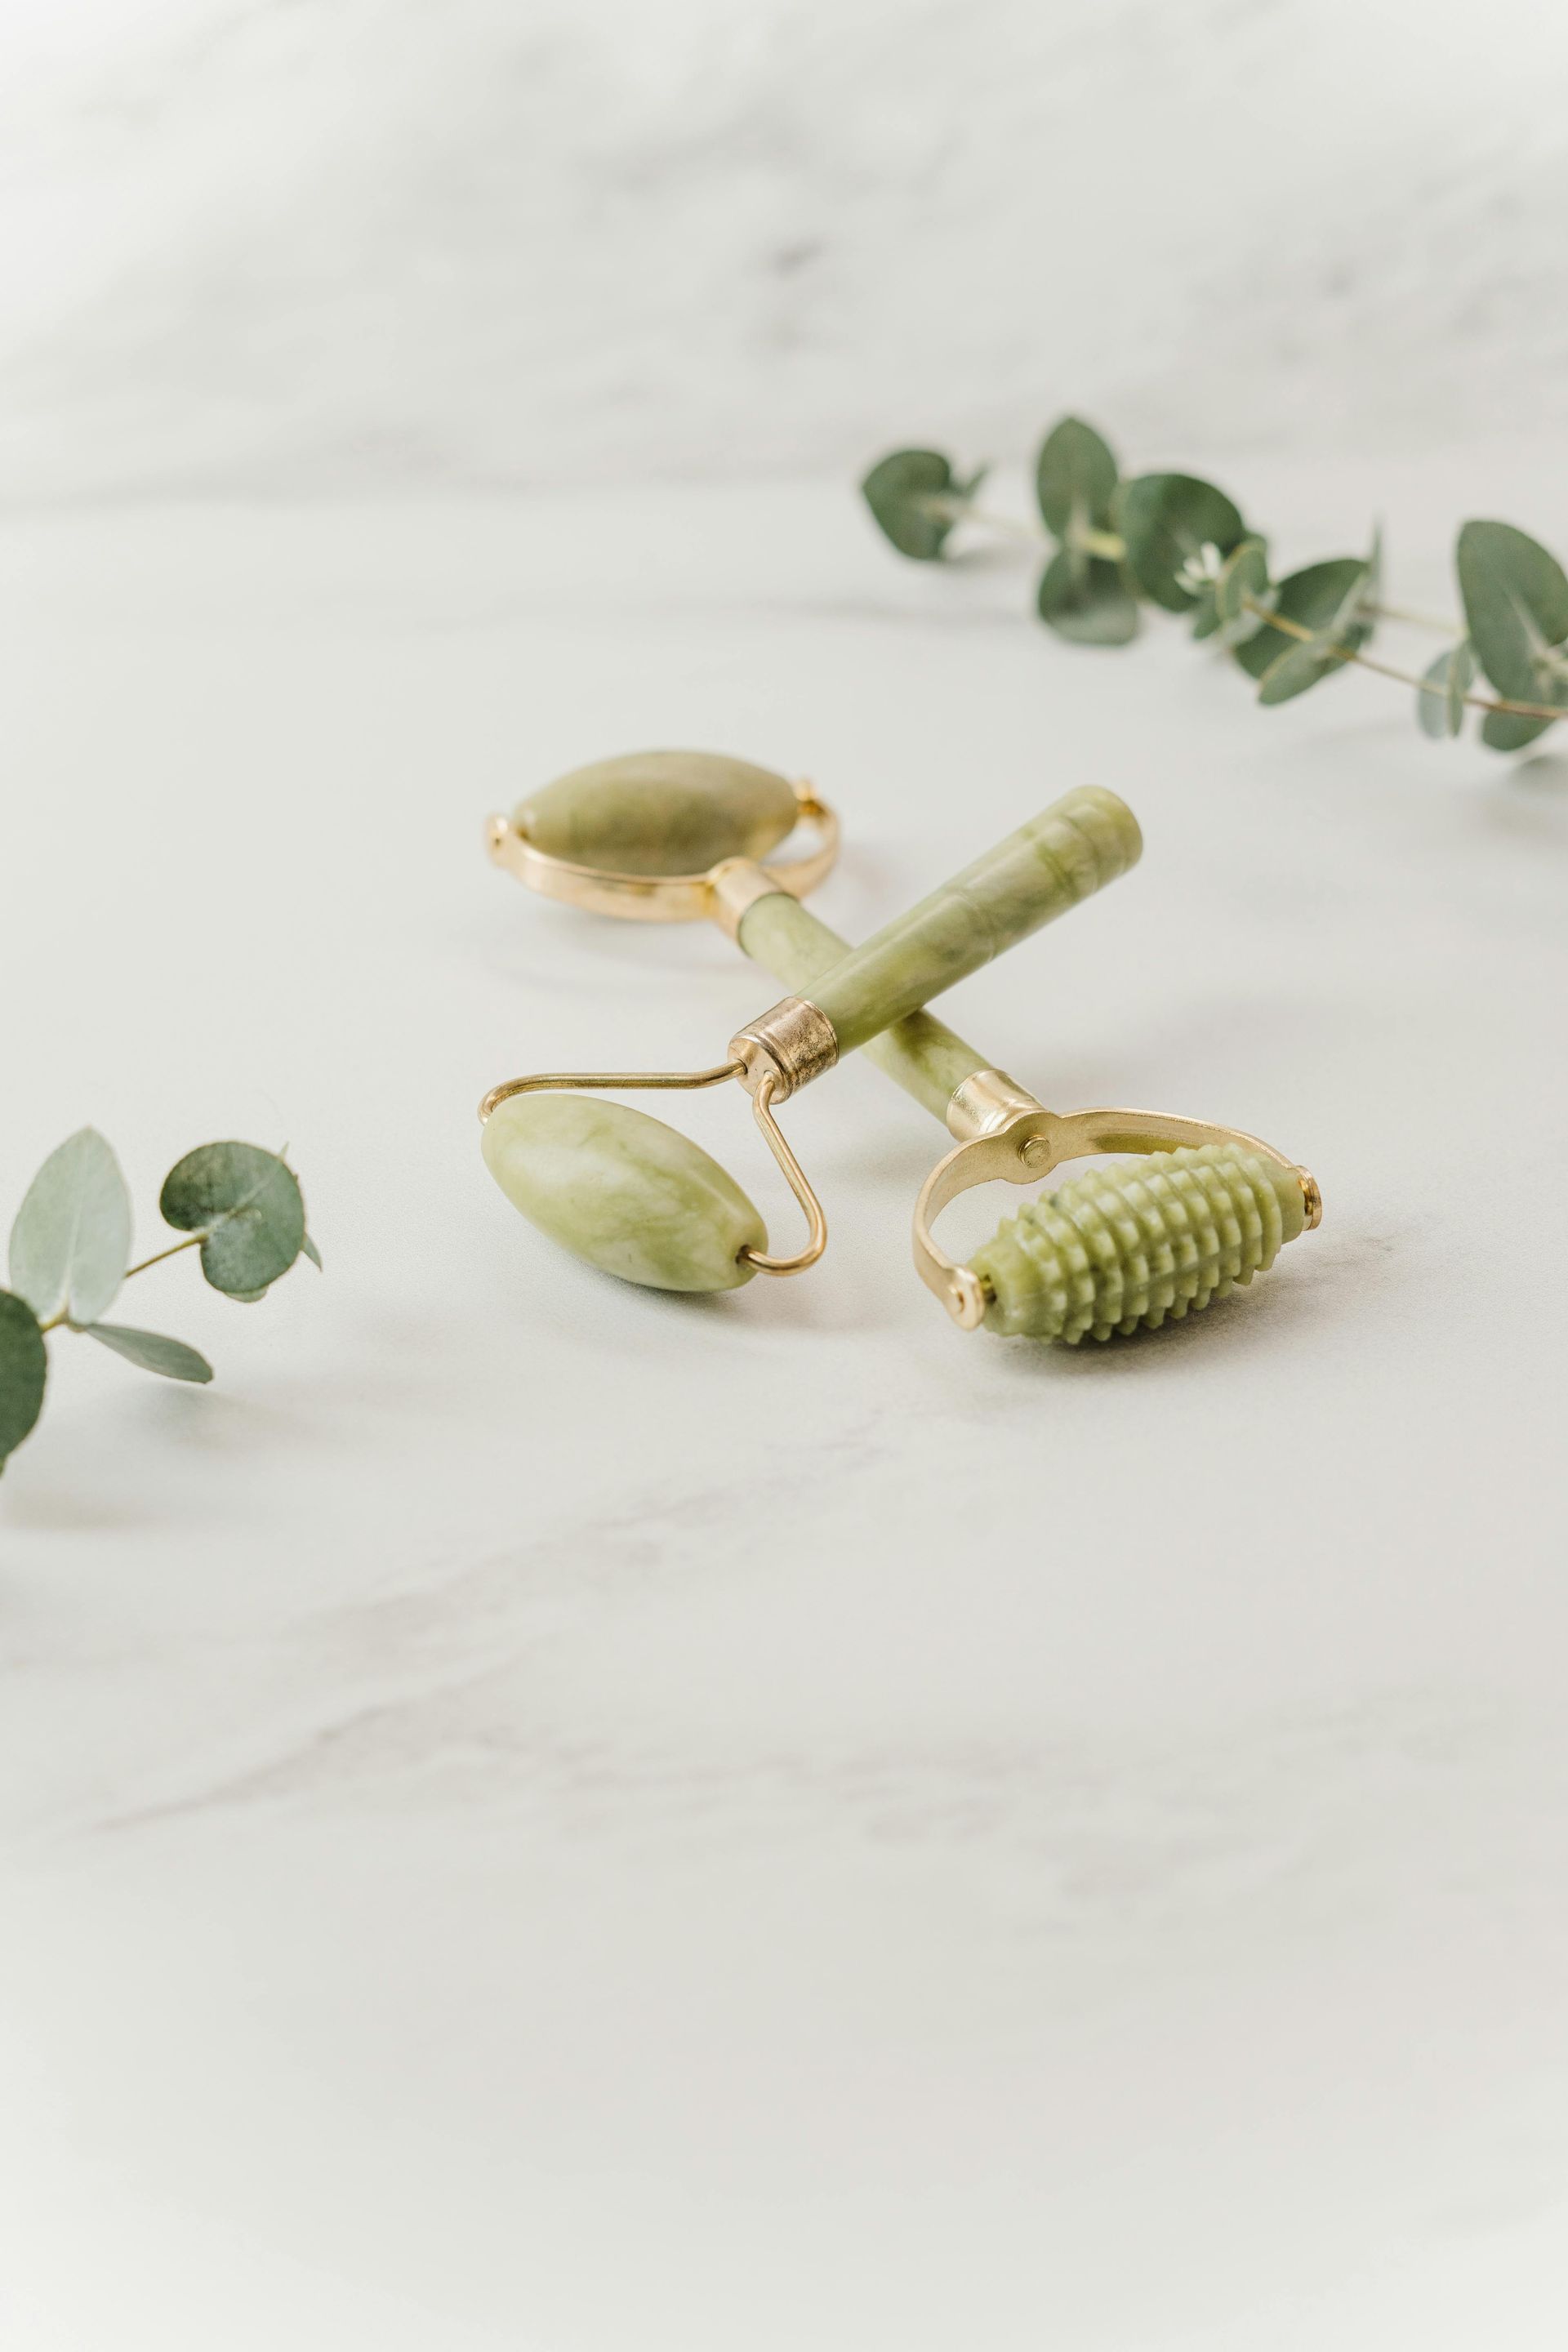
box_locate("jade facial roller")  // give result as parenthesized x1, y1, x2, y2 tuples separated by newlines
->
(736, 888, 1321, 1340)
(480, 756, 1138, 1294)
(483, 752, 1321, 1338)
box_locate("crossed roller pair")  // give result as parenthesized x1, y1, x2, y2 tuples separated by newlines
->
(480, 753, 1319, 1343)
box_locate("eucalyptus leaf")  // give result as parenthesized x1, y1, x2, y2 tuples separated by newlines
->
(0, 1290, 47, 1470)
(1481, 707, 1557, 752)
(1190, 562, 1265, 642)
(1115, 474, 1248, 612)
(1214, 537, 1272, 630)
(1256, 640, 1348, 706)
(1234, 613, 1299, 682)
(1416, 640, 1474, 740)
(1457, 520, 1568, 711)
(8, 1127, 132, 1327)
(860, 449, 975, 561)
(854, 419, 1568, 777)
(301, 1232, 323, 1271)
(1188, 580, 1222, 641)
(1035, 416, 1119, 542)
(160, 1142, 306, 1298)
(83, 1322, 213, 1383)
(1036, 548, 1139, 646)
(1236, 557, 1370, 695)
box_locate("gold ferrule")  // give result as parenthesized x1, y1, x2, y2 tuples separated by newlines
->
(728, 996, 839, 1102)
(706, 856, 786, 942)
(945, 1069, 1046, 1143)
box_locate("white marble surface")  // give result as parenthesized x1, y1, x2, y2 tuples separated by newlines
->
(2, 453, 1567, 2346)
(4, 0, 1568, 499)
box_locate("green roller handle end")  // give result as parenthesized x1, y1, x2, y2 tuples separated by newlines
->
(970, 1144, 1308, 1343)
(804, 786, 1141, 1057)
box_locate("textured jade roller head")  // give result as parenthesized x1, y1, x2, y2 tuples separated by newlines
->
(483, 751, 1321, 1339)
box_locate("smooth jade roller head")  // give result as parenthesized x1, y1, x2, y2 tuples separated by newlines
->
(483, 1093, 766, 1292)
(514, 751, 800, 879)
(969, 1144, 1308, 1343)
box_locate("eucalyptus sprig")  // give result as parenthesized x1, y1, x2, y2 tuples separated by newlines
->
(0, 1130, 319, 1475)
(861, 421, 1568, 752)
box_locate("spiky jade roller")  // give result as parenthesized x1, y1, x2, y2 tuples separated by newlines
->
(483, 752, 1320, 1338)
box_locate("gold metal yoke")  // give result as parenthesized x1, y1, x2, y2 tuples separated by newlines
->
(480, 780, 844, 1279)
(914, 1071, 1323, 1330)
(477, 996, 843, 1282)
(484, 780, 840, 926)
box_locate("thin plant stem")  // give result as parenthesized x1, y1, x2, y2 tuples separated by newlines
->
(929, 497, 1047, 544)
(921, 492, 1561, 728)
(1241, 600, 1564, 724)
(931, 499, 1129, 560)
(122, 1232, 205, 1281)
(34, 1231, 206, 1339)
(1366, 601, 1462, 635)
(939, 502, 1468, 639)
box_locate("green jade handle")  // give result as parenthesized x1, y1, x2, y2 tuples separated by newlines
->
(738, 786, 1315, 1345)
(738, 786, 1141, 1113)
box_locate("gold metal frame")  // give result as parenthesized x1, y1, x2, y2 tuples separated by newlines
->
(742, 1076, 829, 1274)
(484, 779, 840, 924)
(912, 1073, 1322, 1330)
(477, 1056, 828, 1280)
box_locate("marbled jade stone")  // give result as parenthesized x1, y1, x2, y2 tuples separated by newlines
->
(971, 1144, 1307, 1343)
(483, 1090, 765, 1292)
(516, 751, 799, 878)
(808, 787, 1143, 1054)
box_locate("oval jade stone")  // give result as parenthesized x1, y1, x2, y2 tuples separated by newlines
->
(482, 1091, 765, 1292)
(515, 751, 798, 879)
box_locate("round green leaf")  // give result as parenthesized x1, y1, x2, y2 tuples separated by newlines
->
(1036, 548, 1139, 646)
(1115, 474, 1248, 612)
(1035, 416, 1119, 541)
(1481, 707, 1557, 753)
(1255, 640, 1346, 706)
(83, 1322, 213, 1383)
(1191, 550, 1272, 641)
(1235, 557, 1370, 692)
(160, 1143, 306, 1298)
(0, 1290, 47, 1470)
(1416, 640, 1474, 740)
(1189, 583, 1223, 641)
(1457, 520, 1568, 709)
(860, 449, 978, 561)
(1214, 537, 1272, 630)
(8, 1127, 131, 1326)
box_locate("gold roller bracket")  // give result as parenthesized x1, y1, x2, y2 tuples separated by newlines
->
(915, 1072, 1321, 1334)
